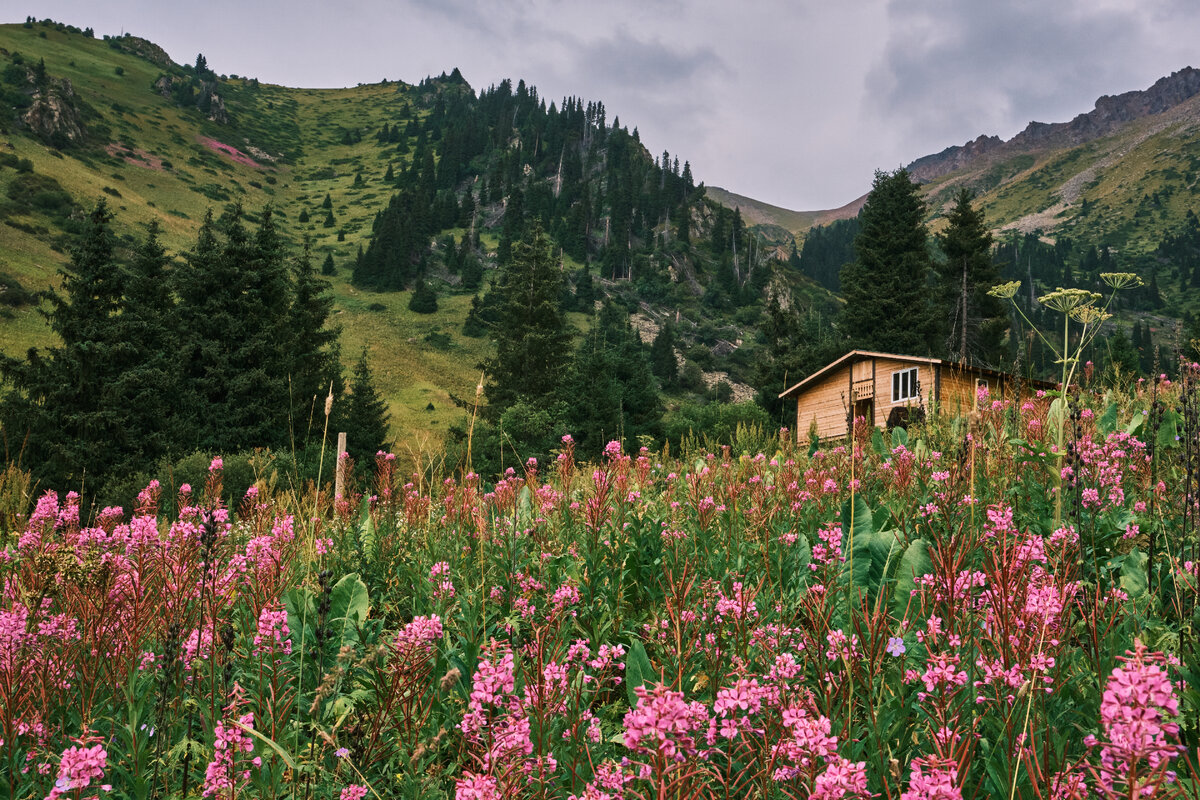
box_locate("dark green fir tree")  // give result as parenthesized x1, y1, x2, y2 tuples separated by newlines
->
(840, 168, 936, 354)
(344, 349, 391, 460)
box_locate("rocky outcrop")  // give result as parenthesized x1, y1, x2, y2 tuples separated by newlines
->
(906, 66, 1200, 182)
(105, 34, 174, 68)
(22, 77, 86, 147)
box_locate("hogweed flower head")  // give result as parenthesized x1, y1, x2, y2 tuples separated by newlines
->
(1039, 288, 1101, 313)
(1099, 272, 1143, 289)
(988, 281, 1022, 299)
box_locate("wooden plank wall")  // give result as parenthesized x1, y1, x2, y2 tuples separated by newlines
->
(795, 364, 853, 440)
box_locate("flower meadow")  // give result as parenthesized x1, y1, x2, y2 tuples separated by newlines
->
(3, 372, 1200, 800)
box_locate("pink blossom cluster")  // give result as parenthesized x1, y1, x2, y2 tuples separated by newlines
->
(46, 743, 107, 800)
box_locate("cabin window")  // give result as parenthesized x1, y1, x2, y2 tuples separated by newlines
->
(891, 367, 919, 403)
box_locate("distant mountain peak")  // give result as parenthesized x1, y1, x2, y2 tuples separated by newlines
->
(906, 66, 1200, 182)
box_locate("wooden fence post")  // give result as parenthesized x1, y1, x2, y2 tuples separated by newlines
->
(335, 432, 347, 500)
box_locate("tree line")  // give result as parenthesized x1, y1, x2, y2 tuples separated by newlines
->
(0, 200, 390, 502)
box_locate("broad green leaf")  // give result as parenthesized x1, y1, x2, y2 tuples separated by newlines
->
(285, 586, 316, 645)
(1126, 413, 1144, 436)
(849, 528, 901, 606)
(893, 538, 933, 613)
(624, 639, 655, 708)
(356, 497, 375, 557)
(890, 426, 908, 449)
(871, 428, 886, 456)
(1098, 402, 1119, 435)
(840, 495, 873, 553)
(1119, 548, 1148, 602)
(1157, 410, 1180, 450)
(329, 573, 371, 648)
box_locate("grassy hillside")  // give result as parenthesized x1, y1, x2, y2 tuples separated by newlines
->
(0, 22, 487, 442)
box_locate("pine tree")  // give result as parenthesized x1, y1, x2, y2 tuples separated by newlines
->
(298, 208, 310, 223)
(840, 168, 935, 354)
(287, 237, 343, 439)
(0, 200, 127, 492)
(484, 220, 570, 416)
(322, 193, 333, 210)
(558, 302, 662, 454)
(408, 278, 438, 313)
(649, 321, 678, 386)
(344, 350, 391, 460)
(175, 205, 293, 453)
(322, 252, 336, 275)
(109, 220, 181, 474)
(934, 188, 1004, 365)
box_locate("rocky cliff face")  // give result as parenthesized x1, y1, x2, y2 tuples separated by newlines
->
(22, 76, 86, 147)
(105, 34, 174, 68)
(906, 66, 1200, 182)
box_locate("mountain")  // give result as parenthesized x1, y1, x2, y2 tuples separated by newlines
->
(0, 18, 836, 449)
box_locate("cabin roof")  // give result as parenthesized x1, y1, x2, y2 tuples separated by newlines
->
(778, 350, 1057, 399)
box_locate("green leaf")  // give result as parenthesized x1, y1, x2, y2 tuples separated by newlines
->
(624, 639, 654, 708)
(285, 586, 316, 645)
(1098, 402, 1119, 435)
(849, 528, 902, 607)
(1119, 548, 1148, 602)
(227, 719, 298, 770)
(840, 495, 873, 553)
(356, 497, 375, 558)
(893, 538, 933, 613)
(328, 573, 370, 649)
(1126, 413, 1144, 437)
(1157, 410, 1180, 450)
(871, 427, 886, 456)
(890, 426, 908, 449)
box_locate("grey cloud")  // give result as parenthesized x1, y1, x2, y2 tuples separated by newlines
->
(866, 0, 1200, 158)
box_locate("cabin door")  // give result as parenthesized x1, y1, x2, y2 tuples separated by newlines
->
(853, 398, 874, 429)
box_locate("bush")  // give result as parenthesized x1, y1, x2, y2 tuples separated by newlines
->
(663, 401, 773, 454)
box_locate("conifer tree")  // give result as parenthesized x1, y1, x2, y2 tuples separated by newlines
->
(484, 220, 570, 416)
(0, 200, 127, 492)
(322, 252, 336, 275)
(558, 302, 662, 453)
(934, 188, 1004, 365)
(649, 321, 678, 386)
(176, 205, 293, 453)
(287, 237, 343, 436)
(109, 220, 181, 473)
(408, 278, 438, 313)
(840, 168, 935, 354)
(344, 349, 391, 460)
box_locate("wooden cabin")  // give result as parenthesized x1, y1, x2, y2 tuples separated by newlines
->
(778, 350, 1053, 441)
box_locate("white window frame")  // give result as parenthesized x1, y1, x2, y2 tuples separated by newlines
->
(891, 367, 919, 403)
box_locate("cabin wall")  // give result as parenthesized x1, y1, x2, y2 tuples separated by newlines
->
(794, 365, 853, 440)
(873, 358, 932, 415)
(938, 368, 985, 418)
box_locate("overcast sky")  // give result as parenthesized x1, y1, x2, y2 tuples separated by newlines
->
(21, 1, 1200, 210)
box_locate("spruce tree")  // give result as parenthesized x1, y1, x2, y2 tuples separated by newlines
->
(649, 321, 678, 386)
(109, 220, 181, 474)
(484, 220, 570, 416)
(176, 205, 293, 453)
(934, 188, 1004, 365)
(322, 252, 336, 275)
(287, 237, 343, 438)
(558, 302, 662, 454)
(839, 168, 935, 354)
(408, 278, 438, 313)
(344, 349, 391, 460)
(0, 200, 127, 492)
